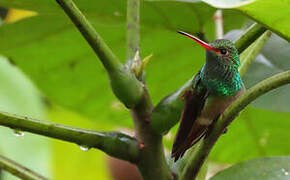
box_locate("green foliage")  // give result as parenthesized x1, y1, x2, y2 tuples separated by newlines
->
(49, 108, 111, 180)
(226, 30, 290, 112)
(168, 0, 290, 41)
(210, 156, 290, 180)
(210, 107, 290, 163)
(0, 0, 289, 179)
(0, 1, 244, 126)
(237, 0, 290, 41)
(0, 56, 50, 179)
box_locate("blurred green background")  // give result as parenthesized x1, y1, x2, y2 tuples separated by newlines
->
(0, 0, 289, 179)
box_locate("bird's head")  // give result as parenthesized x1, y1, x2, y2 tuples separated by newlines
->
(178, 31, 240, 68)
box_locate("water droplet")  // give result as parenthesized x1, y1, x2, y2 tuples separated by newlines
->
(113, 11, 120, 16)
(13, 130, 24, 137)
(282, 168, 289, 176)
(79, 145, 90, 151)
(259, 137, 267, 146)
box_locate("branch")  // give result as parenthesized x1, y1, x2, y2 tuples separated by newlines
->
(214, 10, 223, 39)
(234, 23, 267, 54)
(0, 155, 48, 180)
(126, 0, 147, 81)
(239, 30, 272, 77)
(180, 70, 290, 180)
(55, 0, 121, 72)
(127, 0, 140, 63)
(123, 0, 172, 179)
(0, 111, 140, 163)
(55, 0, 144, 108)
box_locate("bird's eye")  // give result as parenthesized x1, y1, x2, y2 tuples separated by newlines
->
(220, 49, 227, 55)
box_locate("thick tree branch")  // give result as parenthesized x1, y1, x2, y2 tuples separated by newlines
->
(0, 155, 48, 180)
(131, 94, 173, 180)
(124, 0, 172, 179)
(55, 0, 144, 108)
(180, 70, 290, 180)
(0, 111, 140, 163)
(234, 23, 267, 54)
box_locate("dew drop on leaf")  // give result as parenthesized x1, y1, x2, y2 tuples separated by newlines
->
(79, 145, 90, 151)
(13, 129, 24, 137)
(282, 168, 289, 176)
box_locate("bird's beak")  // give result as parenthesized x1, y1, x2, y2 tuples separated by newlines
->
(177, 31, 218, 52)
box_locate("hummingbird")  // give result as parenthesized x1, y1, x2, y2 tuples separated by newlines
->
(171, 31, 245, 161)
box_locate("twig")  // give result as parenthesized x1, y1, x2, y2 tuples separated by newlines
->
(55, 0, 121, 72)
(234, 23, 267, 54)
(214, 10, 223, 39)
(180, 70, 290, 180)
(239, 30, 272, 77)
(0, 155, 48, 180)
(127, 0, 140, 63)
(0, 111, 140, 163)
(55, 0, 144, 108)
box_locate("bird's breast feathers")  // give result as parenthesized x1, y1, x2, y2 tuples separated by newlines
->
(198, 86, 245, 125)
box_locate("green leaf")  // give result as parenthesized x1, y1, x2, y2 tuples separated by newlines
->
(149, 0, 290, 41)
(0, 56, 50, 179)
(162, 107, 290, 164)
(202, 0, 254, 8)
(236, 0, 290, 41)
(210, 107, 290, 163)
(0, 14, 133, 127)
(0, 0, 289, 177)
(203, 0, 290, 41)
(49, 107, 112, 180)
(0, 2, 244, 126)
(210, 156, 290, 180)
(0, 0, 215, 31)
(225, 30, 290, 112)
(163, 107, 290, 164)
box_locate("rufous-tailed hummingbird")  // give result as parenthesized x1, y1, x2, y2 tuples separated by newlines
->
(171, 31, 245, 161)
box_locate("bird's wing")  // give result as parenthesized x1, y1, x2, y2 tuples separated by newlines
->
(171, 71, 208, 161)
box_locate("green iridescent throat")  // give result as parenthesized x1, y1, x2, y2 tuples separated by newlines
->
(199, 39, 243, 96)
(200, 65, 243, 96)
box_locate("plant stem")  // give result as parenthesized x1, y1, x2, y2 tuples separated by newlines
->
(131, 91, 173, 180)
(124, 0, 172, 179)
(0, 111, 140, 163)
(55, 0, 121, 72)
(180, 70, 290, 180)
(55, 0, 144, 108)
(214, 10, 223, 39)
(0, 155, 48, 180)
(239, 30, 272, 77)
(234, 23, 267, 54)
(127, 0, 140, 63)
